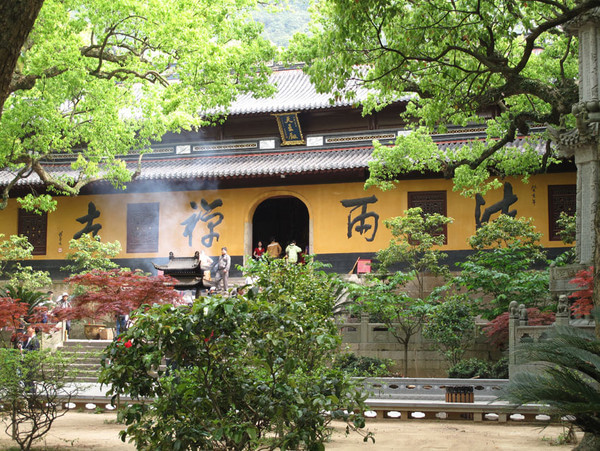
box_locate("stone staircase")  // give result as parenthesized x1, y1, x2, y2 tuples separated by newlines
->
(58, 339, 111, 383)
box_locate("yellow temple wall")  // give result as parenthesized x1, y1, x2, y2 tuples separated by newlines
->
(0, 171, 576, 261)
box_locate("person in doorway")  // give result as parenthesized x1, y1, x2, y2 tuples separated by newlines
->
(266, 237, 282, 258)
(212, 247, 231, 292)
(253, 241, 265, 260)
(285, 240, 302, 264)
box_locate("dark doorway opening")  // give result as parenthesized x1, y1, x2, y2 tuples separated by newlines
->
(252, 197, 309, 255)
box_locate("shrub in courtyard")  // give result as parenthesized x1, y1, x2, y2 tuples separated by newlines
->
(456, 215, 550, 319)
(422, 291, 476, 367)
(100, 259, 371, 450)
(448, 357, 508, 379)
(333, 353, 394, 377)
(0, 348, 81, 451)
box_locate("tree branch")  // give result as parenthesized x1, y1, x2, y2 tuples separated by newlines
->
(0, 165, 34, 211)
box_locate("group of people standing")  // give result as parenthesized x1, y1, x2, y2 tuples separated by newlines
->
(253, 238, 303, 263)
(209, 239, 305, 293)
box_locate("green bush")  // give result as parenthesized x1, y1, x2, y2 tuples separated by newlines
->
(333, 353, 393, 377)
(491, 357, 509, 379)
(100, 258, 372, 450)
(448, 357, 508, 379)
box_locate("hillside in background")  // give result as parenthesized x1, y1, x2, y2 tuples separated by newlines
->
(255, 0, 310, 48)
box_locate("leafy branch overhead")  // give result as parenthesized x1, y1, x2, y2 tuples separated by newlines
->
(290, 0, 590, 193)
(0, 0, 278, 211)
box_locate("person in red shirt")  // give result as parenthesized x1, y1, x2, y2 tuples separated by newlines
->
(253, 241, 265, 260)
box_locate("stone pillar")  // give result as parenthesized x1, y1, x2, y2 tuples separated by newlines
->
(550, 10, 600, 301)
(560, 10, 600, 266)
(573, 143, 600, 265)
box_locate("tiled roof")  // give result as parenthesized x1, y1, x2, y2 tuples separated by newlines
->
(0, 134, 545, 188)
(225, 68, 411, 115)
(0, 146, 373, 187)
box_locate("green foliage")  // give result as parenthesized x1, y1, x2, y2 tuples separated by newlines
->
(16, 195, 58, 215)
(552, 212, 577, 266)
(100, 259, 371, 450)
(456, 215, 550, 319)
(333, 353, 393, 377)
(3, 263, 53, 293)
(61, 234, 122, 275)
(0, 348, 81, 451)
(423, 292, 476, 366)
(557, 211, 576, 245)
(289, 0, 582, 194)
(0, 234, 52, 291)
(502, 311, 600, 436)
(0, 235, 34, 274)
(1, 0, 278, 210)
(377, 207, 453, 299)
(448, 357, 508, 379)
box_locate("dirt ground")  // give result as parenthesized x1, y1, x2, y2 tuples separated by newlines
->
(0, 412, 581, 450)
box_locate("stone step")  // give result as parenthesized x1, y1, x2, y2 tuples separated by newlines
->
(62, 339, 112, 349)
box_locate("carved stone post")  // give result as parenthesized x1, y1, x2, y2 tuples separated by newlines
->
(555, 294, 571, 326)
(518, 303, 529, 326)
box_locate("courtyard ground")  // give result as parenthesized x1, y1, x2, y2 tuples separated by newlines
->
(0, 412, 581, 450)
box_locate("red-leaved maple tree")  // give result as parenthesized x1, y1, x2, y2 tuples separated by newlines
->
(58, 269, 183, 324)
(0, 296, 58, 346)
(0, 297, 29, 330)
(569, 266, 594, 317)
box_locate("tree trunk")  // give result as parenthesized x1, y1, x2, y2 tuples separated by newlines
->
(0, 0, 45, 119)
(403, 340, 409, 377)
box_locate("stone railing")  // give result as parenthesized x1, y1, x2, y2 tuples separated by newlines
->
(360, 377, 506, 402)
(357, 377, 548, 422)
(63, 377, 548, 423)
(336, 313, 498, 377)
(508, 295, 596, 376)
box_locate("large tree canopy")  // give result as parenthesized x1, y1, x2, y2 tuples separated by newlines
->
(0, 0, 277, 211)
(290, 0, 596, 194)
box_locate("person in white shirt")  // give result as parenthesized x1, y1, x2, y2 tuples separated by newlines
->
(285, 240, 302, 264)
(212, 247, 231, 291)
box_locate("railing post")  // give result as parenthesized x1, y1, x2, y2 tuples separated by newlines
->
(360, 313, 369, 345)
(508, 301, 519, 377)
(555, 294, 570, 326)
(518, 303, 529, 326)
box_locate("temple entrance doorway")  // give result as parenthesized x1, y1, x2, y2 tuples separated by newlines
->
(252, 196, 309, 257)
